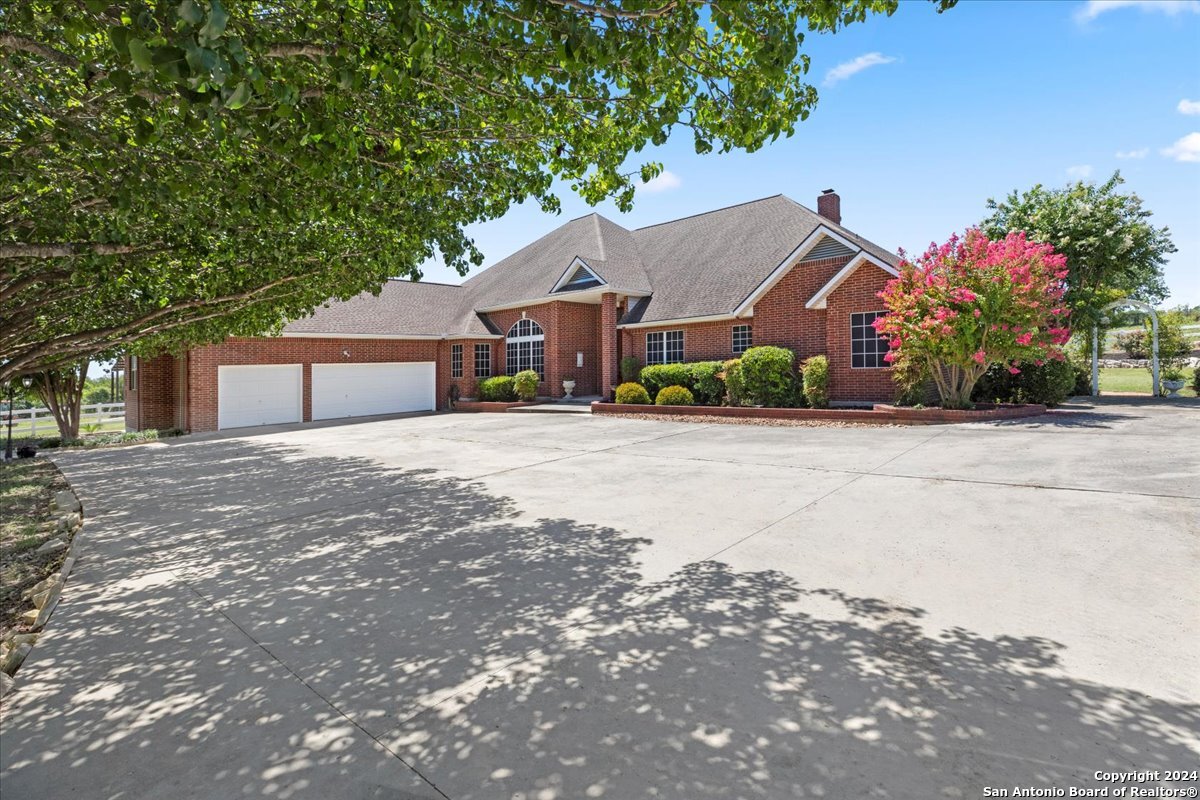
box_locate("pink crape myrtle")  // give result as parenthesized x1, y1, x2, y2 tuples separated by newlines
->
(874, 229, 1070, 408)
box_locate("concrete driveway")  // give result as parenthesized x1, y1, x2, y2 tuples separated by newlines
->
(2, 400, 1197, 799)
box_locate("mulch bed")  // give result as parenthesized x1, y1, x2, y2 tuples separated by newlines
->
(1, 459, 69, 637)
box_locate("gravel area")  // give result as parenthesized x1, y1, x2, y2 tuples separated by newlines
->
(600, 412, 899, 428)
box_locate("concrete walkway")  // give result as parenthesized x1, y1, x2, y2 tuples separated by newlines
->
(1, 399, 1197, 798)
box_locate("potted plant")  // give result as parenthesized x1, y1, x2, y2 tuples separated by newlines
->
(1161, 367, 1187, 398)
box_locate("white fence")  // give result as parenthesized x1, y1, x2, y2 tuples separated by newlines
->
(1, 403, 125, 438)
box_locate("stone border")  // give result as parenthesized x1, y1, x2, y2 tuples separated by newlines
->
(590, 401, 1047, 425)
(453, 400, 541, 412)
(0, 486, 85, 699)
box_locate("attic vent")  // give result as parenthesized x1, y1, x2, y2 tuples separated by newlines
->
(554, 264, 603, 293)
(802, 236, 855, 263)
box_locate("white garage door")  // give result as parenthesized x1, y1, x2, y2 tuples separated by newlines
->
(311, 362, 436, 420)
(218, 364, 303, 430)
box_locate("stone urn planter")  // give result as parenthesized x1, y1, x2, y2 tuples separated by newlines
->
(1162, 378, 1186, 398)
(562, 379, 576, 399)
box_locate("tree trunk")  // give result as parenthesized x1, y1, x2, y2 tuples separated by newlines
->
(33, 360, 89, 440)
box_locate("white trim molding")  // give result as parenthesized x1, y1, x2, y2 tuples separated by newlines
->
(804, 252, 899, 310)
(733, 226, 863, 318)
(617, 312, 737, 330)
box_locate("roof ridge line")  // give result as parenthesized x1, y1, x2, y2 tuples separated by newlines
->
(593, 213, 606, 261)
(633, 194, 787, 231)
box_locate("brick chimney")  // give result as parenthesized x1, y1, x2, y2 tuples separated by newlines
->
(817, 189, 841, 225)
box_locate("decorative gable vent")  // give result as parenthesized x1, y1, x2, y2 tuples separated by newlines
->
(553, 261, 605, 293)
(802, 235, 855, 263)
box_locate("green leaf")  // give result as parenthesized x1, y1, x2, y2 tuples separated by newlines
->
(225, 81, 251, 109)
(178, 0, 203, 25)
(127, 38, 154, 72)
(200, 0, 230, 41)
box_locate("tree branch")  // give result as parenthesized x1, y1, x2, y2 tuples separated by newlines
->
(0, 242, 164, 259)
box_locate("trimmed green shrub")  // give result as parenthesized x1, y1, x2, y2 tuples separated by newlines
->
(738, 346, 798, 407)
(619, 356, 640, 383)
(615, 382, 651, 404)
(655, 385, 694, 406)
(513, 369, 539, 401)
(38, 437, 62, 449)
(687, 361, 725, 406)
(890, 352, 934, 406)
(972, 359, 1076, 406)
(639, 363, 692, 398)
(478, 375, 517, 402)
(1193, 367, 1200, 395)
(722, 359, 745, 406)
(801, 355, 830, 409)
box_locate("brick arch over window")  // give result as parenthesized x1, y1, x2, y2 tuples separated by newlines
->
(506, 318, 545, 378)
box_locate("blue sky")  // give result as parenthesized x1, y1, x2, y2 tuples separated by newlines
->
(418, 0, 1200, 305)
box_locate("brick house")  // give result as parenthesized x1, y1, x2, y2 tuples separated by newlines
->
(125, 192, 900, 432)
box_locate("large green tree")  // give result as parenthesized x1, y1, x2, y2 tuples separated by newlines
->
(980, 172, 1175, 326)
(1, 0, 955, 382)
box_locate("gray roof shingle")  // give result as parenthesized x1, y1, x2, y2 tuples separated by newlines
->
(284, 194, 898, 336)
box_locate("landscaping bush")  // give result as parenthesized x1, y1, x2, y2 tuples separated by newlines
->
(1193, 367, 1200, 395)
(615, 382, 651, 405)
(972, 358, 1076, 406)
(619, 356, 640, 383)
(801, 355, 830, 409)
(686, 361, 725, 406)
(1115, 330, 1148, 359)
(655, 385, 694, 406)
(639, 363, 692, 398)
(722, 359, 745, 406)
(478, 375, 517, 402)
(738, 346, 798, 407)
(513, 369, 539, 401)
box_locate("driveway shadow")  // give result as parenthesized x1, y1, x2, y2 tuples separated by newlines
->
(2, 440, 1195, 799)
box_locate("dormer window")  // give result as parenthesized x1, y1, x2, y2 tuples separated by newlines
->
(552, 260, 605, 293)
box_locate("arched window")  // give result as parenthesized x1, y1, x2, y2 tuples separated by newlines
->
(506, 318, 545, 378)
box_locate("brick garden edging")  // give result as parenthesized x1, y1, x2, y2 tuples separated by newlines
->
(453, 400, 541, 412)
(591, 401, 1047, 425)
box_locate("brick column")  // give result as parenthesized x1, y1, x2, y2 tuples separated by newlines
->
(600, 292, 619, 399)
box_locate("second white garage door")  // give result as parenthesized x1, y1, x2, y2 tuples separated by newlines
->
(311, 362, 436, 420)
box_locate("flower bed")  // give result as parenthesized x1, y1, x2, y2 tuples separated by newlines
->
(591, 401, 1046, 425)
(454, 400, 541, 412)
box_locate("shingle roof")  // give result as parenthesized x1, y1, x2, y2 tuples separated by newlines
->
(284, 194, 899, 336)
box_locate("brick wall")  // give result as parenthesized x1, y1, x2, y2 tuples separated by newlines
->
(445, 339, 501, 399)
(185, 337, 442, 432)
(488, 300, 602, 397)
(752, 254, 853, 359)
(621, 319, 746, 367)
(124, 353, 178, 432)
(825, 263, 895, 402)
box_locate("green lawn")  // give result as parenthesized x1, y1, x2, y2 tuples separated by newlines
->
(1098, 367, 1196, 397)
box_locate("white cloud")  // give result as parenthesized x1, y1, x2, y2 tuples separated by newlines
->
(1161, 132, 1200, 162)
(1115, 148, 1149, 159)
(823, 52, 896, 86)
(1178, 99, 1200, 115)
(638, 169, 681, 193)
(1075, 0, 1200, 23)
(1066, 164, 1094, 179)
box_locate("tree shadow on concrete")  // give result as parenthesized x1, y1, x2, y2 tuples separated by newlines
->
(1, 439, 1195, 799)
(393, 562, 1200, 799)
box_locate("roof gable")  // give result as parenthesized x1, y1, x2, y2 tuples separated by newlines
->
(551, 258, 606, 293)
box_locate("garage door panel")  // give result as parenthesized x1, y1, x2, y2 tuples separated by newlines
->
(311, 362, 435, 420)
(218, 365, 302, 430)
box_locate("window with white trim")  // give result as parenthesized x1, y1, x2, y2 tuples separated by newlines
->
(851, 311, 889, 368)
(128, 355, 139, 391)
(505, 318, 545, 378)
(451, 344, 463, 378)
(474, 344, 491, 378)
(732, 324, 752, 355)
(646, 330, 684, 365)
